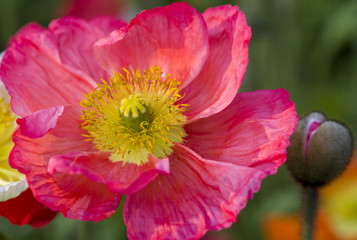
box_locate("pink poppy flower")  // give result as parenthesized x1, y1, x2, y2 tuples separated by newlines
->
(0, 2, 298, 239)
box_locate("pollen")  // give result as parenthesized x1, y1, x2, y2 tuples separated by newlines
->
(0, 98, 23, 186)
(80, 66, 188, 166)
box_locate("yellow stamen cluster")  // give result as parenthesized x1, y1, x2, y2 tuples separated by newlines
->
(0, 98, 22, 186)
(80, 66, 188, 165)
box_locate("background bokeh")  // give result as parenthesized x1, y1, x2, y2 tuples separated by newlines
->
(0, 0, 356, 239)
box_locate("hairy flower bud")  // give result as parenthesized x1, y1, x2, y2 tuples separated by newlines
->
(286, 112, 353, 187)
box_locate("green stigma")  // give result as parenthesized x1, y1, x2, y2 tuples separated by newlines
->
(120, 94, 148, 118)
(119, 94, 152, 132)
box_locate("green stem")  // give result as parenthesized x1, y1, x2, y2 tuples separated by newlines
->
(301, 186, 318, 240)
(77, 221, 90, 240)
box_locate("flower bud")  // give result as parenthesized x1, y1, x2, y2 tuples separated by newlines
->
(286, 112, 353, 187)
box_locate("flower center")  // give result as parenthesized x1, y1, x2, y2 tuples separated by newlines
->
(120, 94, 148, 118)
(0, 98, 23, 186)
(119, 94, 152, 132)
(80, 66, 188, 166)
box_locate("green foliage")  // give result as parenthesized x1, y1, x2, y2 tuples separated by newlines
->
(0, 0, 58, 50)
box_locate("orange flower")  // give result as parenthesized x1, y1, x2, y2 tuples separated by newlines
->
(263, 214, 338, 240)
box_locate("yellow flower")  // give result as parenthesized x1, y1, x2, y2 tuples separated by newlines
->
(0, 80, 28, 202)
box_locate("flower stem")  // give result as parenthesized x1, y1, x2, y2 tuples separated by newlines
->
(77, 221, 90, 240)
(301, 186, 318, 240)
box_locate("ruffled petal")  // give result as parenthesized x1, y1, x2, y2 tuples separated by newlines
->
(48, 17, 114, 83)
(0, 17, 114, 117)
(124, 144, 266, 240)
(94, 2, 209, 88)
(48, 151, 170, 195)
(10, 105, 122, 221)
(17, 106, 64, 138)
(184, 89, 298, 175)
(6, 23, 46, 47)
(10, 105, 92, 174)
(26, 164, 121, 221)
(0, 188, 57, 228)
(180, 5, 251, 121)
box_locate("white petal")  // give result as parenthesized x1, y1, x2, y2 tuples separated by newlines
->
(0, 179, 29, 201)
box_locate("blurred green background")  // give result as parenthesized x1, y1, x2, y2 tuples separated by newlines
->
(0, 0, 356, 239)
